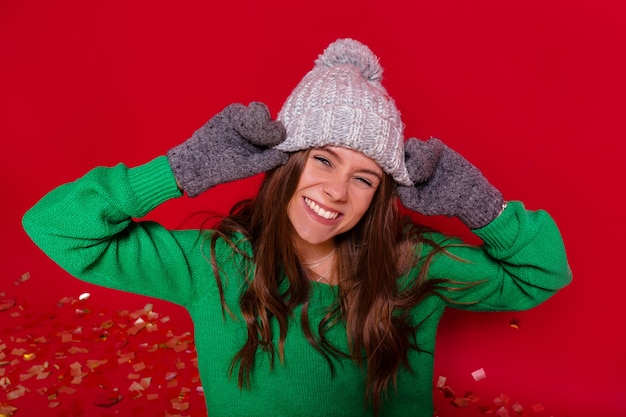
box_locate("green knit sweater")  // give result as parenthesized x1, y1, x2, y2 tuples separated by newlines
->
(22, 156, 571, 417)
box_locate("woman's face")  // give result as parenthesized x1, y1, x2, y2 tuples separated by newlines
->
(287, 146, 383, 249)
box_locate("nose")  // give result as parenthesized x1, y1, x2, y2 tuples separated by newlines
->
(323, 178, 348, 202)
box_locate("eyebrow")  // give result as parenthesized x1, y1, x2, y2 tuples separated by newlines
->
(319, 147, 383, 180)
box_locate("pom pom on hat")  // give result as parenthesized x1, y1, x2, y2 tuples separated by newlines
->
(315, 38, 383, 82)
(276, 38, 412, 186)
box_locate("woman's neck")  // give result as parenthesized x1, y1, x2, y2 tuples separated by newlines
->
(294, 240, 336, 265)
(294, 239, 337, 284)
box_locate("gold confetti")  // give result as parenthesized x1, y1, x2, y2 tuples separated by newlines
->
(132, 361, 146, 372)
(0, 300, 15, 312)
(0, 404, 18, 416)
(0, 272, 205, 416)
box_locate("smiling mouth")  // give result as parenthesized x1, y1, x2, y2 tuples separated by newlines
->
(304, 197, 340, 220)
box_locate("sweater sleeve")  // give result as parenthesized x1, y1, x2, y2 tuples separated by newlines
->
(424, 201, 572, 311)
(22, 156, 214, 307)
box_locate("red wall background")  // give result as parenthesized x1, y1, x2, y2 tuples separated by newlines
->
(2, 0, 625, 416)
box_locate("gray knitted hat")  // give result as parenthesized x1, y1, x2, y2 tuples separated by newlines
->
(275, 38, 412, 186)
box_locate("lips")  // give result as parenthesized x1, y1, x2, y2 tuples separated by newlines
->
(304, 197, 340, 220)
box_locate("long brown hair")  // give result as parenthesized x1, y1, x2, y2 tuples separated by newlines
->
(207, 149, 453, 413)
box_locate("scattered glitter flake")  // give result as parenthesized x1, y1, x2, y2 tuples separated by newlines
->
(139, 377, 151, 389)
(67, 346, 89, 354)
(127, 318, 147, 335)
(129, 381, 145, 392)
(494, 393, 511, 407)
(132, 362, 146, 372)
(0, 272, 204, 416)
(437, 384, 455, 399)
(512, 402, 524, 415)
(509, 318, 520, 330)
(86, 359, 108, 370)
(10, 348, 27, 357)
(532, 403, 545, 412)
(60, 332, 77, 343)
(58, 386, 77, 395)
(0, 299, 15, 312)
(101, 319, 115, 329)
(19, 373, 34, 382)
(436, 376, 447, 388)
(495, 406, 511, 417)
(170, 400, 190, 411)
(464, 391, 480, 403)
(14, 272, 31, 286)
(69, 362, 83, 376)
(451, 397, 469, 407)
(0, 404, 18, 416)
(471, 368, 487, 382)
(75, 308, 90, 317)
(6, 384, 28, 400)
(118, 352, 136, 364)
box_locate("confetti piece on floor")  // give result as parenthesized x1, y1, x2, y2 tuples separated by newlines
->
(495, 406, 511, 417)
(0, 272, 205, 416)
(471, 368, 487, 381)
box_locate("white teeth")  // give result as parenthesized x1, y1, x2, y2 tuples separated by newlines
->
(305, 198, 339, 220)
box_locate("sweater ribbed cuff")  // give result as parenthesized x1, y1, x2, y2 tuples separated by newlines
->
(127, 156, 183, 217)
(472, 200, 521, 254)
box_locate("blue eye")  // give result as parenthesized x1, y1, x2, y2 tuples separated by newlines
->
(314, 156, 331, 166)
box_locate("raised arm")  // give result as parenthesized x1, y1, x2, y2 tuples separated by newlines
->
(397, 137, 571, 310)
(22, 102, 287, 306)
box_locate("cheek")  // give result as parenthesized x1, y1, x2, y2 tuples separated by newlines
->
(351, 191, 376, 221)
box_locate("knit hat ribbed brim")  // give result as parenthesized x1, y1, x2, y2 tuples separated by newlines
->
(275, 38, 412, 186)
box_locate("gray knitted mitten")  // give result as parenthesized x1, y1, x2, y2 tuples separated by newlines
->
(396, 138, 504, 229)
(167, 102, 288, 197)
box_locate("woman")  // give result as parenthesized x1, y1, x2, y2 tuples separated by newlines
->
(22, 39, 571, 416)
